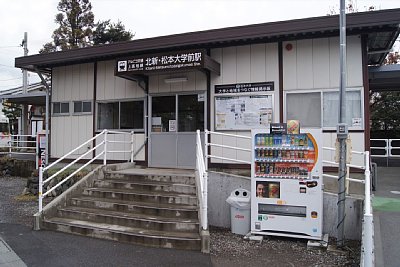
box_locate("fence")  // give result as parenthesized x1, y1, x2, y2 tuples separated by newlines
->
(0, 134, 36, 157)
(322, 147, 374, 267)
(38, 130, 137, 212)
(370, 139, 400, 166)
(195, 130, 251, 231)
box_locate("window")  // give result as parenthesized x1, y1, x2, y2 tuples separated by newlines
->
(53, 102, 69, 115)
(74, 101, 92, 114)
(97, 100, 144, 130)
(178, 94, 204, 132)
(286, 92, 321, 127)
(151, 96, 176, 132)
(323, 91, 362, 128)
(286, 90, 363, 129)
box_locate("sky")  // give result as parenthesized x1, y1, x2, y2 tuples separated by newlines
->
(0, 0, 399, 91)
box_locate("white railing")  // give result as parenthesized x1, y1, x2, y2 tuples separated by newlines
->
(322, 147, 374, 267)
(370, 138, 400, 167)
(370, 139, 388, 158)
(204, 130, 252, 165)
(0, 134, 36, 156)
(38, 129, 136, 212)
(195, 129, 252, 231)
(361, 151, 374, 267)
(196, 130, 208, 230)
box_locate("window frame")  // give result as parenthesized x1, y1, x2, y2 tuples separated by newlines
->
(322, 89, 364, 130)
(284, 88, 364, 130)
(73, 100, 92, 115)
(52, 102, 70, 116)
(96, 98, 146, 132)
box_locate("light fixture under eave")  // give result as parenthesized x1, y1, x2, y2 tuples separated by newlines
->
(164, 77, 188, 84)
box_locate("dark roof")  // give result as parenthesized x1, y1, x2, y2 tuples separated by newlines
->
(15, 8, 400, 72)
(369, 64, 400, 92)
(0, 82, 47, 105)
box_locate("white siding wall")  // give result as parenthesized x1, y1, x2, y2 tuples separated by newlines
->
(148, 70, 207, 94)
(51, 60, 147, 161)
(208, 36, 365, 166)
(95, 60, 146, 161)
(209, 43, 279, 163)
(51, 63, 94, 159)
(283, 36, 365, 166)
(283, 36, 363, 91)
(96, 60, 145, 101)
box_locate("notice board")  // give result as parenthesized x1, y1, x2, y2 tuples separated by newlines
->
(215, 95, 273, 130)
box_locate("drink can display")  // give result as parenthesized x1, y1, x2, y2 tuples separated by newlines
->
(268, 183, 280, 198)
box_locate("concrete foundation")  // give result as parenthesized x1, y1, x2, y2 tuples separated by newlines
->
(208, 171, 363, 240)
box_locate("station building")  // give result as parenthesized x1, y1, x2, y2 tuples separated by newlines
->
(15, 9, 400, 169)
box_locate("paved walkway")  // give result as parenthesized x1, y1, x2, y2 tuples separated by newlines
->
(0, 236, 26, 267)
(373, 167, 400, 267)
(0, 223, 211, 267)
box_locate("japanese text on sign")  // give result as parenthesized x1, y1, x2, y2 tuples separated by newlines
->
(117, 52, 203, 73)
(215, 82, 274, 94)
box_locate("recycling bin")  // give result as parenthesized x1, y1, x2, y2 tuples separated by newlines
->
(226, 188, 251, 235)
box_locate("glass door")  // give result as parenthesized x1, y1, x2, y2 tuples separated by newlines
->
(149, 93, 205, 169)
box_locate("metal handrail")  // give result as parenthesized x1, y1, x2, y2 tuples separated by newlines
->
(205, 130, 252, 165)
(361, 151, 374, 267)
(0, 134, 37, 157)
(196, 130, 207, 231)
(323, 145, 374, 266)
(370, 139, 388, 158)
(38, 129, 136, 212)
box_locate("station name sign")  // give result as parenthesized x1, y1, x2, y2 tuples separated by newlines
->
(116, 50, 205, 74)
(215, 82, 274, 94)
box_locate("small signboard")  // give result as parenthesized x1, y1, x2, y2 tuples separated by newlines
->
(287, 120, 300, 134)
(215, 82, 274, 94)
(169, 120, 176, 132)
(117, 50, 204, 74)
(270, 123, 287, 134)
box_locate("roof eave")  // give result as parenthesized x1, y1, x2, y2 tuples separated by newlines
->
(15, 8, 400, 70)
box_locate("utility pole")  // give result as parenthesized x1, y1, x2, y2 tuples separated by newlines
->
(21, 32, 29, 137)
(337, 0, 348, 248)
(22, 32, 28, 92)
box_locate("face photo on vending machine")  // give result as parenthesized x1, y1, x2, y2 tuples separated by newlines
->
(256, 182, 268, 198)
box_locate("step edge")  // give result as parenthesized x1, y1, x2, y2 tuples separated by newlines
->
(70, 197, 198, 211)
(44, 218, 201, 241)
(58, 206, 199, 224)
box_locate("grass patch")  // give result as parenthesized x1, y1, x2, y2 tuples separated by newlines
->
(14, 194, 37, 202)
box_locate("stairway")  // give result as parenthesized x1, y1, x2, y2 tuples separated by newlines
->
(40, 167, 201, 250)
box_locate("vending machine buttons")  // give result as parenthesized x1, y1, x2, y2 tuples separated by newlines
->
(306, 181, 318, 188)
(311, 211, 318, 218)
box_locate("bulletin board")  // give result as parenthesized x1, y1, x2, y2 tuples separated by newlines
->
(215, 95, 273, 130)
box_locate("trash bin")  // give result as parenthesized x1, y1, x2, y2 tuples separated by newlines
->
(226, 188, 251, 235)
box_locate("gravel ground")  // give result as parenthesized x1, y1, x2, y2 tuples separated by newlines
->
(1, 176, 360, 266)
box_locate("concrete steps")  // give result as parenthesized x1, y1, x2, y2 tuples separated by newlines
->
(42, 217, 201, 250)
(69, 196, 199, 219)
(41, 167, 201, 250)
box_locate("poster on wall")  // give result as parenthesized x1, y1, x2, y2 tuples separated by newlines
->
(215, 95, 273, 130)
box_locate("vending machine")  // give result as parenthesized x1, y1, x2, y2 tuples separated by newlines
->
(250, 126, 323, 240)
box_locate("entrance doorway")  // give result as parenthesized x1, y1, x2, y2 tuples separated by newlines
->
(149, 93, 205, 169)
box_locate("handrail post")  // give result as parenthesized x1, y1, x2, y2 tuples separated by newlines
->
(8, 134, 11, 157)
(363, 150, 374, 266)
(204, 129, 208, 171)
(203, 171, 208, 230)
(130, 131, 134, 163)
(387, 139, 390, 167)
(39, 166, 43, 212)
(103, 130, 108, 165)
(364, 151, 371, 215)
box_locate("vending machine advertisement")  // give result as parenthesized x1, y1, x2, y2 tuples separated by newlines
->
(36, 132, 46, 169)
(251, 124, 323, 240)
